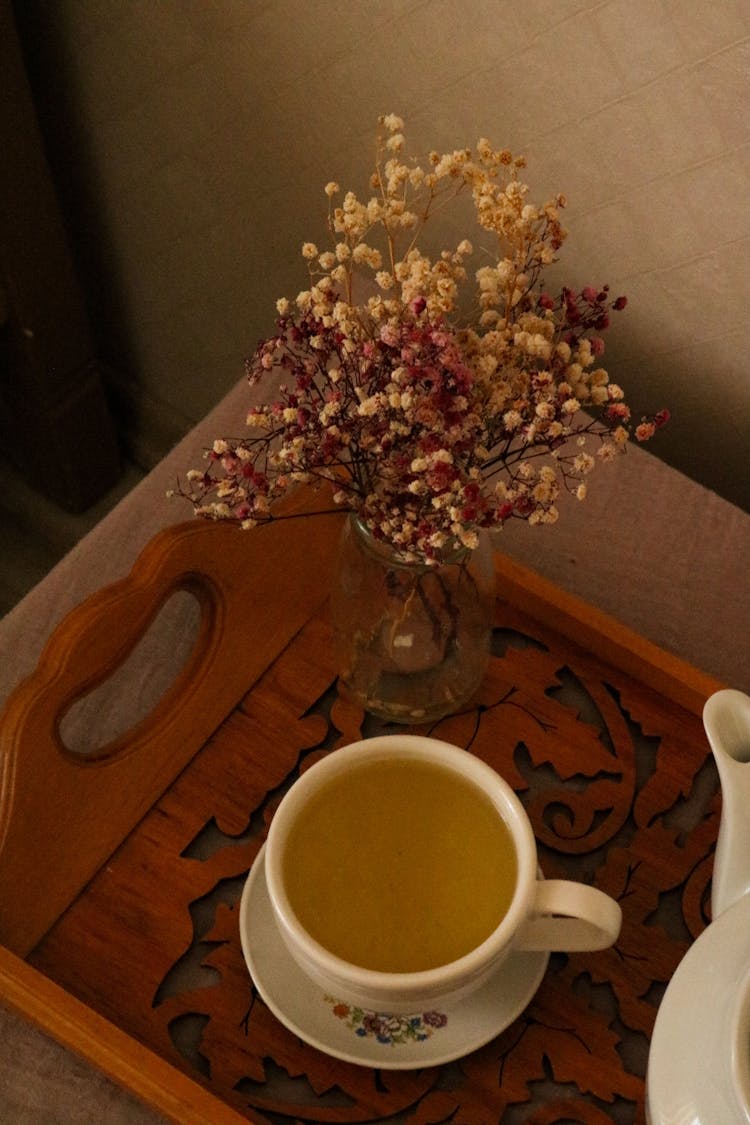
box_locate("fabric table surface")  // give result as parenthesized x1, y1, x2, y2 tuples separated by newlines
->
(2, 378, 748, 717)
(0, 376, 748, 1122)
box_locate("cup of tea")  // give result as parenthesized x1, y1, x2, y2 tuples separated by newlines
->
(264, 735, 621, 1014)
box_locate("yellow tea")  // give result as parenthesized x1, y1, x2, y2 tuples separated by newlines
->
(281, 756, 517, 972)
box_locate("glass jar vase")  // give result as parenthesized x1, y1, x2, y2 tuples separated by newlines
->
(331, 515, 495, 724)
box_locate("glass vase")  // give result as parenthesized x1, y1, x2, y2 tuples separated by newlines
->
(331, 515, 495, 724)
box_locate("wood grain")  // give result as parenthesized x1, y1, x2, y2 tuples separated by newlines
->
(0, 494, 724, 1122)
(0, 491, 344, 955)
(0, 945, 246, 1125)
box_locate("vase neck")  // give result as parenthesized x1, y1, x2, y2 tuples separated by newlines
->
(349, 513, 470, 569)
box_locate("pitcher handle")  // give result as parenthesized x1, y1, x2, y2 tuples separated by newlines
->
(703, 688, 750, 918)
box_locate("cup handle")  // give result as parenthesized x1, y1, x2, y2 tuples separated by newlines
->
(514, 880, 622, 952)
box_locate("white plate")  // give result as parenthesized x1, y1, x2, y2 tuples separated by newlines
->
(646, 893, 750, 1124)
(238, 844, 549, 1069)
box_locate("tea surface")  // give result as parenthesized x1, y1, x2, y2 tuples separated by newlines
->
(281, 756, 517, 971)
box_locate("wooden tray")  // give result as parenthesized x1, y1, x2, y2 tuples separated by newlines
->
(0, 493, 723, 1124)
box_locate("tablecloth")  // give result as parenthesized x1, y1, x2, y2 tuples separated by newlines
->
(1, 376, 748, 1123)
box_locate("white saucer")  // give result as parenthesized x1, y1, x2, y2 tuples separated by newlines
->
(239, 845, 549, 1069)
(646, 893, 750, 1124)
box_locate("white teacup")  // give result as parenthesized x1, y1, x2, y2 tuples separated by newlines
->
(265, 735, 621, 1014)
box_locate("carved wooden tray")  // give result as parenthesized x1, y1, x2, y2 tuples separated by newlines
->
(0, 502, 723, 1125)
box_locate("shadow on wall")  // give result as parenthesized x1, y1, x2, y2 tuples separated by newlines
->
(10, 0, 750, 516)
(607, 321, 749, 514)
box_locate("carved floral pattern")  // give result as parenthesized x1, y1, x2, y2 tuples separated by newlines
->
(29, 603, 715, 1125)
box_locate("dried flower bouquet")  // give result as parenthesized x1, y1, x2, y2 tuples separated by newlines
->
(176, 114, 667, 564)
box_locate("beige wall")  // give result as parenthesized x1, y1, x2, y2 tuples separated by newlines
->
(17, 0, 750, 510)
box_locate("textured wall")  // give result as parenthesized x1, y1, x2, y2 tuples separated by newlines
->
(16, 0, 750, 510)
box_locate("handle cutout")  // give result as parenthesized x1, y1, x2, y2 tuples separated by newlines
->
(59, 589, 202, 758)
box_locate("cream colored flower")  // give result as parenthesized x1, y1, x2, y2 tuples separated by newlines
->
(357, 396, 380, 417)
(179, 115, 650, 560)
(573, 453, 595, 474)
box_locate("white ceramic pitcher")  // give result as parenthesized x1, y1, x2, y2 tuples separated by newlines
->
(646, 688, 750, 1124)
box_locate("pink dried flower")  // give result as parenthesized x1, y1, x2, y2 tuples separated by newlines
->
(175, 116, 667, 561)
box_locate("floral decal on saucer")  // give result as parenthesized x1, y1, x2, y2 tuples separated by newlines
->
(326, 998, 448, 1044)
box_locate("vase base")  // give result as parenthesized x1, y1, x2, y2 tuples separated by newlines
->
(339, 664, 487, 726)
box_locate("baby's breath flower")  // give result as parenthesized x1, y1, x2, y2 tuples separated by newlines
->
(358, 395, 381, 417)
(178, 114, 665, 560)
(574, 453, 595, 474)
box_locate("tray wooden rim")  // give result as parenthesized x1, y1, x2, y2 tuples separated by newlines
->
(0, 529, 723, 1124)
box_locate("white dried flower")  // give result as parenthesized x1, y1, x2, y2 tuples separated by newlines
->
(178, 114, 655, 562)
